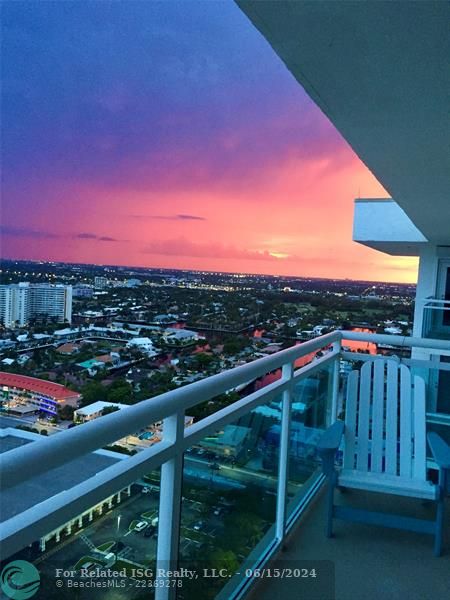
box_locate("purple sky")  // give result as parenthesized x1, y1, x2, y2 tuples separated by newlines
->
(1, 1, 417, 281)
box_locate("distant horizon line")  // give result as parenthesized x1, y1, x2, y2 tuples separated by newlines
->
(0, 256, 416, 288)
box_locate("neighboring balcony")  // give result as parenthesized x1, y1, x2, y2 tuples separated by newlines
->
(422, 298, 450, 341)
(1, 330, 450, 600)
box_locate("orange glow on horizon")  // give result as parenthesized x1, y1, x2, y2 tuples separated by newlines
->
(6, 150, 418, 284)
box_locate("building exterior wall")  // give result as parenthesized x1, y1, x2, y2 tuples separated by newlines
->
(412, 245, 450, 339)
(0, 285, 30, 328)
(410, 245, 450, 415)
(74, 407, 104, 422)
(2, 385, 79, 415)
(0, 287, 13, 327)
(412, 245, 440, 338)
(72, 285, 94, 298)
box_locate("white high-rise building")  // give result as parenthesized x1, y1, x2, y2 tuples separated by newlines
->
(0, 283, 72, 328)
(0, 287, 14, 328)
(0, 284, 30, 328)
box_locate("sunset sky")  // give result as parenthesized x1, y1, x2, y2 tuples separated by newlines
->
(1, 1, 418, 283)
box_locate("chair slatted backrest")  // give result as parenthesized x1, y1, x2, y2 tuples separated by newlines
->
(343, 359, 426, 481)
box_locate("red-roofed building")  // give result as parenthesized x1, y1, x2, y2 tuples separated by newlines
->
(0, 372, 81, 416)
(94, 352, 121, 366)
(56, 342, 81, 355)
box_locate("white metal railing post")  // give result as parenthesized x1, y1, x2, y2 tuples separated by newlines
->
(331, 339, 342, 423)
(275, 361, 294, 542)
(155, 411, 185, 600)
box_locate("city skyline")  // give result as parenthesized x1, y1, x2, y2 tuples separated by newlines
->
(1, 257, 417, 288)
(2, 1, 418, 283)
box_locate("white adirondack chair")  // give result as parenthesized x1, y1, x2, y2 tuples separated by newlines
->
(318, 359, 450, 556)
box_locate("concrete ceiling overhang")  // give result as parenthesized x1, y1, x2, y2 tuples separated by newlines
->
(237, 1, 450, 244)
(353, 198, 427, 256)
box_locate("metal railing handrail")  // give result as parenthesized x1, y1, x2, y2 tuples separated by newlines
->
(425, 295, 450, 301)
(423, 297, 450, 306)
(342, 331, 450, 352)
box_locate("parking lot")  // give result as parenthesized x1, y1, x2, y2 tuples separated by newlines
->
(35, 485, 159, 579)
(32, 480, 228, 580)
(9, 452, 276, 600)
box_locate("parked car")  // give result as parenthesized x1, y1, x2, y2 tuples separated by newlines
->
(142, 487, 151, 494)
(135, 521, 148, 532)
(193, 521, 204, 531)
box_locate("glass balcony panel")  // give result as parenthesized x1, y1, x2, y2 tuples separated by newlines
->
(287, 363, 334, 519)
(179, 396, 282, 599)
(422, 364, 450, 459)
(2, 470, 160, 599)
(422, 302, 450, 340)
(426, 420, 450, 449)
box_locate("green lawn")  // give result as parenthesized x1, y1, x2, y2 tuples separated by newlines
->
(97, 541, 115, 552)
(73, 555, 104, 571)
(141, 511, 157, 520)
(129, 519, 139, 532)
(113, 559, 152, 575)
(181, 526, 207, 543)
(112, 560, 134, 576)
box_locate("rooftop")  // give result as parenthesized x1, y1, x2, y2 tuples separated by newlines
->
(127, 337, 154, 345)
(75, 400, 128, 416)
(164, 328, 199, 338)
(94, 353, 117, 363)
(56, 342, 81, 354)
(0, 372, 81, 401)
(0, 430, 124, 522)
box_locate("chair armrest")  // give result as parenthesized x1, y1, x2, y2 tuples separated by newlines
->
(428, 432, 450, 470)
(318, 420, 345, 454)
(318, 420, 344, 475)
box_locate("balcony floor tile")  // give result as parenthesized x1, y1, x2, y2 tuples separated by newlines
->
(248, 487, 450, 600)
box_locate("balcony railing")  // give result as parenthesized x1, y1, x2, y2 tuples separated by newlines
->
(422, 298, 450, 340)
(1, 330, 450, 600)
